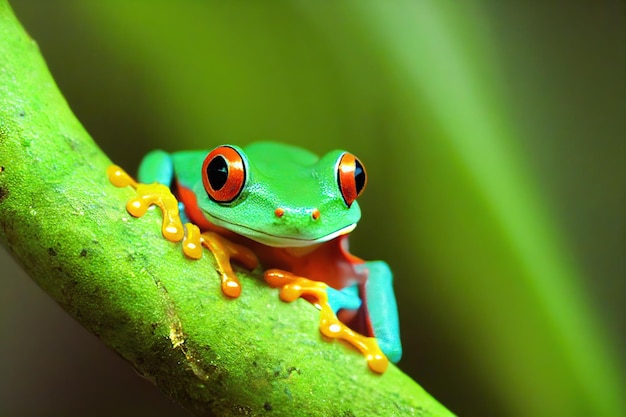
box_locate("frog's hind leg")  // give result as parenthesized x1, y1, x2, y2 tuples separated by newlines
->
(264, 269, 389, 374)
(326, 284, 362, 318)
(358, 261, 402, 363)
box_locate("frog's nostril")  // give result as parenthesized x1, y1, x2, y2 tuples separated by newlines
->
(311, 208, 321, 221)
(275, 208, 285, 218)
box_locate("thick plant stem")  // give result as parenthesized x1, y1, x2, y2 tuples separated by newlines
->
(0, 2, 453, 416)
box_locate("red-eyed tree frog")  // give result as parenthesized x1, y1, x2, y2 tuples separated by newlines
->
(108, 142, 401, 372)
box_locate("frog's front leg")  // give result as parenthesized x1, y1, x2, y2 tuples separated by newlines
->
(107, 164, 185, 242)
(264, 269, 389, 374)
(107, 163, 259, 298)
(200, 230, 258, 298)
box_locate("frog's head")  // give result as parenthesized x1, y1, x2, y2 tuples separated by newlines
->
(194, 142, 366, 248)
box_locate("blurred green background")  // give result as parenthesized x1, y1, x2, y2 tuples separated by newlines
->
(1, 1, 624, 416)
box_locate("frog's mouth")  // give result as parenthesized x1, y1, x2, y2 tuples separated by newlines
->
(204, 212, 356, 248)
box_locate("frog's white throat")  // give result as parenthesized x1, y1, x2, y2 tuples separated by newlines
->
(204, 213, 356, 248)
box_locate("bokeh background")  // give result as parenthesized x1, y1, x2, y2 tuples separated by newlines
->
(1, 1, 624, 416)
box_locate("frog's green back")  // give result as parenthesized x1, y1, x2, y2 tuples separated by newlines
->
(171, 150, 212, 188)
(243, 142, 320, 175)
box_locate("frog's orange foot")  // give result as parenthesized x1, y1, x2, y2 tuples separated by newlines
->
(201, 231, 259, 298)
(108, 164, 260, 299)
(182, 223, 203, 259)
(264, 269, 389, 374)
(107, 165, 185, 242)
(107, 165, 138, 189)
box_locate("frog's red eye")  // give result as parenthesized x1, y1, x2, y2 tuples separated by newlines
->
(202, 145, 246, 203)
(336, 152, 367, 207)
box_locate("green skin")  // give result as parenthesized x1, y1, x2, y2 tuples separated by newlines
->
(139, 142, 402, 363)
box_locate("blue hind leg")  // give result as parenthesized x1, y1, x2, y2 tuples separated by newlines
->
(327, 284, 362, 313)
(360, 261, 402, 363)
(327, 261, 402, 363)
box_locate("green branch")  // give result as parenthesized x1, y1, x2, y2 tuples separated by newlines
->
(0, 3, 453, 416)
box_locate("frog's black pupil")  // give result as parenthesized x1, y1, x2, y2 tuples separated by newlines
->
(354, 159, 365, 194)
(207, 156, 228, 190)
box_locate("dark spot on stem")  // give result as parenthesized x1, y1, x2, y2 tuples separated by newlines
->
(48, 247, 57, 256)
(64, 135, 80, 151)
(18, 111, 25, 117)
(232, 405, 252, 414)
(0, 187, 7, 202)
(80, 249, 88, 257)
(286, 366, 301, 376)
(263, 402, 272, 411)
(274, 366, 301, 379)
